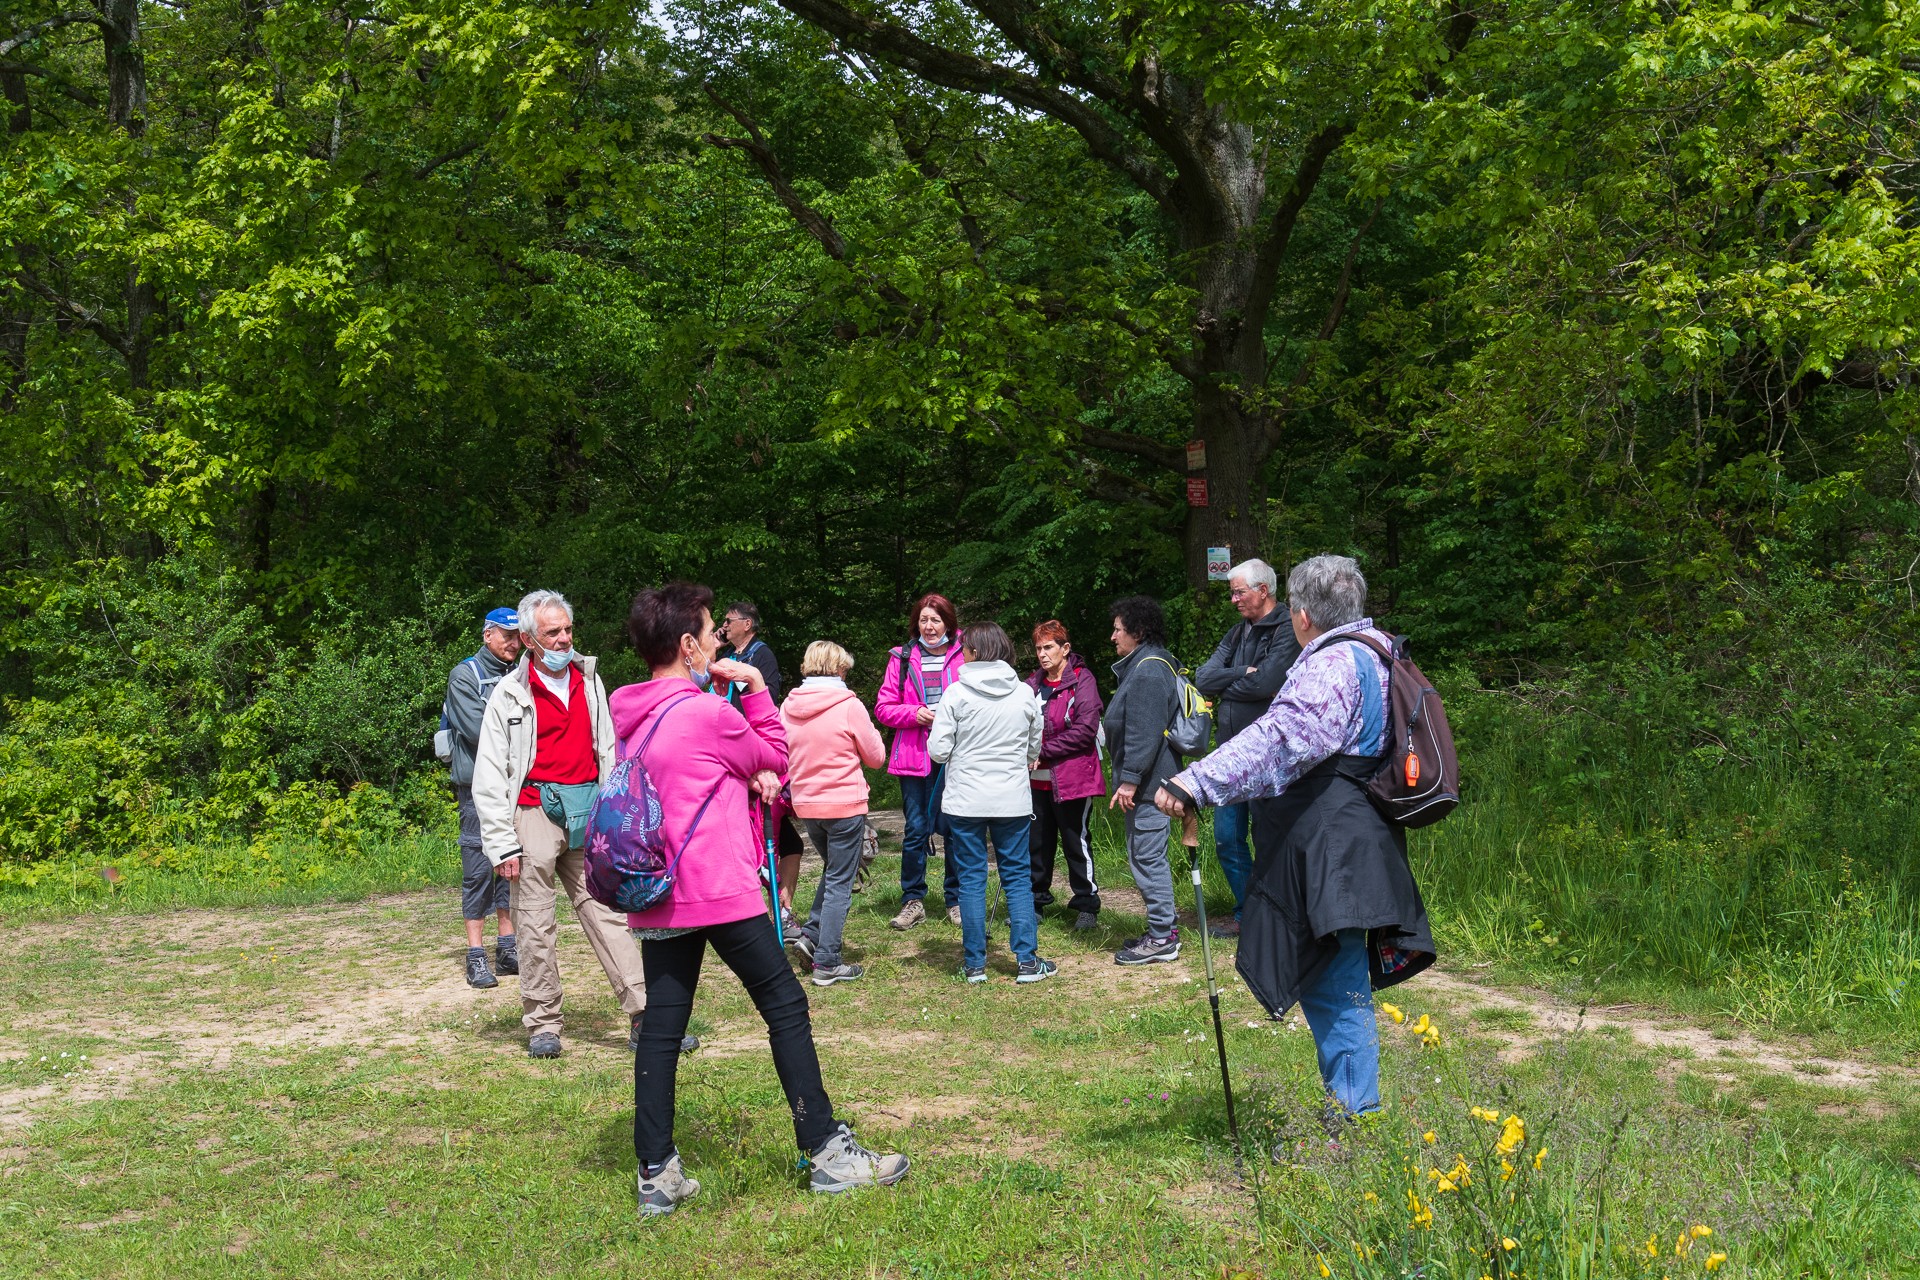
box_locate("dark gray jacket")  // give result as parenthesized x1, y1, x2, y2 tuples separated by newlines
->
(1194, 608, 1301, 743)
(444, 647, 515, 786)
(722, 637, 783, 706)
(1102, 644, 1182, 797)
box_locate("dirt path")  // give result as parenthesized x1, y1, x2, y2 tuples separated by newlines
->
(2, 853, 1907, 1131)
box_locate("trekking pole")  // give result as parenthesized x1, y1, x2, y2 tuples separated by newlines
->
(1184, 808, 1244, 1169)
(763, 801, 785, 949)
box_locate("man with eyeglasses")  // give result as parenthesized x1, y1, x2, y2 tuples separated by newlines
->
(718, 600, 783, 706)
(1193, 558, 1301, 937)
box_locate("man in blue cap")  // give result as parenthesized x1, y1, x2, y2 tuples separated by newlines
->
(442, 607, 524, 987)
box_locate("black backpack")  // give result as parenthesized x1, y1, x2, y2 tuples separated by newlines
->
(1337, 633, 1460, 828)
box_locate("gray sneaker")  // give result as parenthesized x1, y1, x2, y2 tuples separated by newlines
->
(946, 904, 962, 926)
(636, 1153, 700, 1216)
(1073, 910, 1099, 932)
(963, 966, 987, 984)
(812, 962, 863, 986)
(889, 899, 926, 931)
(1016, 957, 1058, 984)
(630, 1015, 701, 1055)
(465, 948, 498, 989)
(494, 936, 519, 976)
(1114, 934, 1181, 965)
(791, 932, 816, 963)
(528, 1032, 562, 1058)
(808, 1124, 909, 1193)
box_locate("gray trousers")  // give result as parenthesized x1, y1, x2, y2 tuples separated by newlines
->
(455, 784, 511, 920)
(801, 816, 867, 968)
(1125, 802, 1177, 938)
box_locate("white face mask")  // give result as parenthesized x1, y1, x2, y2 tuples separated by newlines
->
(537, 647, 572, 673)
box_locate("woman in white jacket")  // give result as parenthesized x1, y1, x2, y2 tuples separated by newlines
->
(928, 622, 1055, 984)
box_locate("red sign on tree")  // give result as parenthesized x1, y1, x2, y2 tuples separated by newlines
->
(1186, 478, 1209, 507)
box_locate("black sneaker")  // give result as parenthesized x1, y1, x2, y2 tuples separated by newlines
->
(791, 932, 816, 964)
(963, 966, 987, 984)
(1114, 934, 1181, 965)
(1073, 910, 1099, 931)
(1016, 957, 1057, 984)
(528, 1032, 562, 1058)
(465, 948, 498, 989)
(494, 937, 519, 976)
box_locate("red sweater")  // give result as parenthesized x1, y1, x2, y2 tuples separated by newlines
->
(519, 665, 596, 805)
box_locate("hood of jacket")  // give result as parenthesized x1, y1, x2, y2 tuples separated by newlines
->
(1025, 650, 1091, 691)
(781, 681, 862, 722)
(955, 659, 1020, 698)
(606, 675, 710, 742)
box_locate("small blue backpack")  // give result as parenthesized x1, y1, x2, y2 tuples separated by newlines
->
(583, 692, 720, 913)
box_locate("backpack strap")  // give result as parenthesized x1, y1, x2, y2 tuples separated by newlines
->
(627, 689, 703, 763)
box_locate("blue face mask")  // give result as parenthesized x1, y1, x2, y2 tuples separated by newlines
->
(686, 658, 713, 691)
(538, 647, 572, 674)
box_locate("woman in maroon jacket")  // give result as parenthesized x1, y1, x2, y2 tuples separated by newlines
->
(1024, 620, 1107, 929)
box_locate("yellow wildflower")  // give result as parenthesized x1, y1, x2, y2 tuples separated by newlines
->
(1363, 1190, 1378, 1203)
(1412, 1013, 1432, 1035)
(1422, 1130, 1437, 1144)
(1500, 1158, 1515, 1181)
(1644, 1235, 1659, 1258)
(1380, 1001, 1405, 1024)
(1422, 1025, 1442, 1048)
(1533, 1145, 1548, 1170)
(1316, 1256, 1330, 1278)
(1407, 1189, 1433, 1229)
(1469, 1106, 1501, 1123)
(1704, 1252, 1728, 1271)
(1691, 1225, 1713, 1239)
(1496, 1114, 1527, 1156)
(1501, 1237, 1518, 1252)
(1675, 1230, 1692, 1257)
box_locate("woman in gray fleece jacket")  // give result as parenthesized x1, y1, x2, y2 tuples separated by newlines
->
(1102, 595, 1184, 966)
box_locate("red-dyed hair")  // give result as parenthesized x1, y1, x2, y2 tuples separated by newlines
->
(910, 593, 958, 639)
(1032, 619, 1070, 647)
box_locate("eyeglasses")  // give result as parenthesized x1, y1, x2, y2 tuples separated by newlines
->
(1228, 586, 1264, 600)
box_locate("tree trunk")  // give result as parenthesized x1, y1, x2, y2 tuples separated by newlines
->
(2, 67, 28, 134)
(99, 0, 145, 135)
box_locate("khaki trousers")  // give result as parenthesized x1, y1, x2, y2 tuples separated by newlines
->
(510, 806, 647, 1038)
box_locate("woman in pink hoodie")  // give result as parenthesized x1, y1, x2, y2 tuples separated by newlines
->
(610, 583, 906, 1216)
(873, 592, 966, 930)
(781, 641, 887, 986)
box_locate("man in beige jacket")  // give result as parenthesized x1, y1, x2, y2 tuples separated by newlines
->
(471, 589, 692, 1059)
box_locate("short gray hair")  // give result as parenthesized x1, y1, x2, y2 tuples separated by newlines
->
(516, 589, 574, 639)
(1227, 558, 1277, 595)
(1287, 555, 1367, 630)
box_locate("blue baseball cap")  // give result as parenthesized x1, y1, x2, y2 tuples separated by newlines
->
(483, 607, 519, 631)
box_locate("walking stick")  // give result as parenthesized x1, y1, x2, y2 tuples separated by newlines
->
(763, 800, 785, 949)
(1184, 808, 1245, 1168)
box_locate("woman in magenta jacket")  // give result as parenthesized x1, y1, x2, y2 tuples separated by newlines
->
(873, 592, 966, 930)
(1024, 620, 1106, 929)
(611, 582, 906, 1215)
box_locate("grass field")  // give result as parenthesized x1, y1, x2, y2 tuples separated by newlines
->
(3, 806, 1914, 1279)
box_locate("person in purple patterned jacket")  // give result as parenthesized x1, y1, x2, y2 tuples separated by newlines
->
(1154, 555, 1434, 1127)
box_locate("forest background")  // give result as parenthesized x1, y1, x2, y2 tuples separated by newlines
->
(2, 0, 1917, 1042)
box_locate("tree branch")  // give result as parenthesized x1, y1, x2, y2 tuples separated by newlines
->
(1264, 197, 1381, 448)
(1245, 123, 1350, 336)
(1077, 424, 1182, 472)
(0, 12, 104, 58)
(774, 0, 1173, 209)
(0, 58, 99, 106)
(704, 83, 850, 262)
(13, 265, 129, 357)
(412, 137, 484, 181)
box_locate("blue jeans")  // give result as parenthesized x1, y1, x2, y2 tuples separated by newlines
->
(945, 816, 1039, 971)
(1297, 928, 1380, 1115)
(898, 770, 958, 906)
(1212, 802, 1252, 916)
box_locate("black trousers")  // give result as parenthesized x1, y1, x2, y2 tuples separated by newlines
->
(1029, 789, 1101, 914)
(633, 915, 838, 1164)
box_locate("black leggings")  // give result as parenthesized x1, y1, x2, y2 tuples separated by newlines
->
(633, 914, 838, 1164)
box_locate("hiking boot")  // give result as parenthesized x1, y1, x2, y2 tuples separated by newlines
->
(889, 899, 925, 931)
(963, 965, 987, 984)
(946, 904, 962, 925)
(808, 1123, 909, 1194)
(812, 962, 863, 986)
(1016, 957, 1058, 984)
(465, 948, 498, 989)
(680, 1034, 699, 1054)
(1207, 917, 1241, 940)
(791, 932, 816, 964)
(1073, 910, 1099, 932)
(494, 936, 519, 976)
(636, 1152, 700, 1217)
(1114, 934, 1182, 966)
(528, 1032, 562, 1058)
